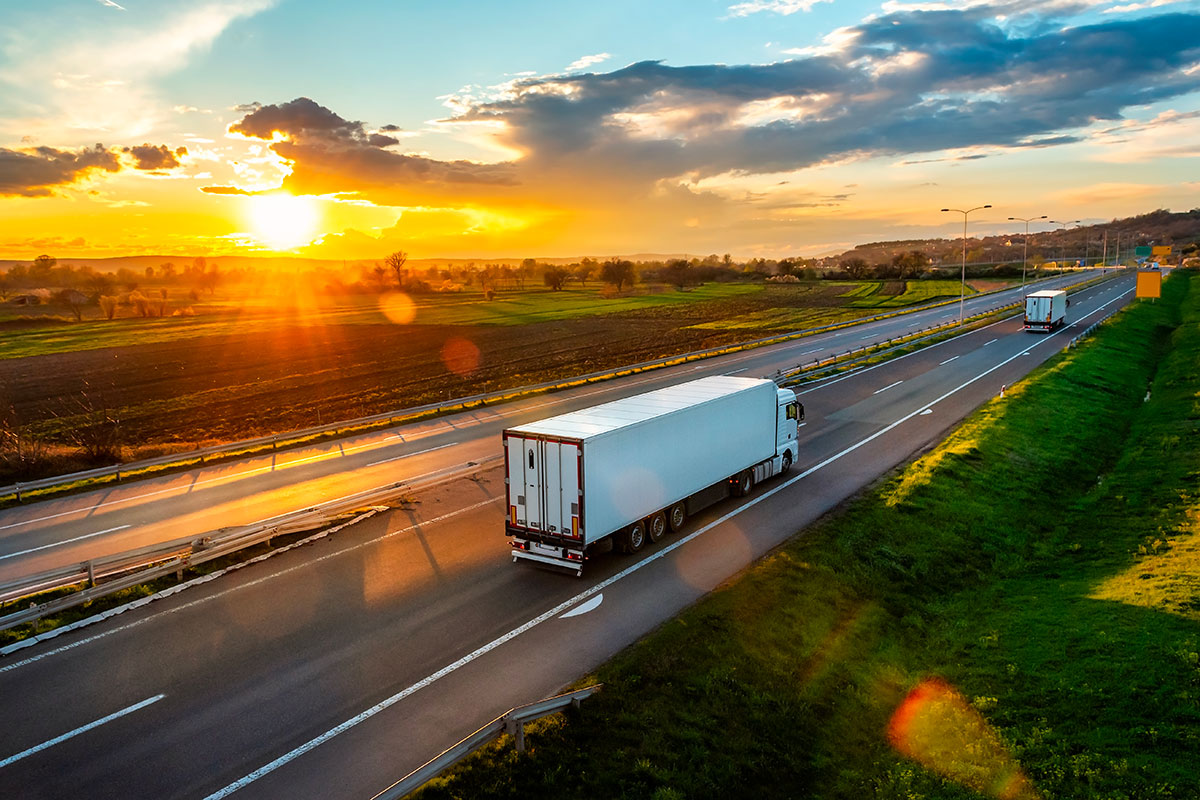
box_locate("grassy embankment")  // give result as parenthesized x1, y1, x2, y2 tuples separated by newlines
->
(418, 271, 1200, 799)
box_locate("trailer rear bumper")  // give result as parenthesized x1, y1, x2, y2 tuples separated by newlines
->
(511, 537, 585, 575)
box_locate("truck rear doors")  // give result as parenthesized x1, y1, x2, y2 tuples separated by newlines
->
(505, 434, 582, 539)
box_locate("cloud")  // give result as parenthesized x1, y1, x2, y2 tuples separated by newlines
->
(567, 53, 612, 72)
(123, 143, 188, 169)
(0, 1, 279, 141)
(727, 0, 831, 16)
(448, 8, 1200, 183)
(0, 144, 121, 197)
(218, 97, 518, 202)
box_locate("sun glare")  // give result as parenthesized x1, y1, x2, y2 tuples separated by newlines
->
(247, 193, 320, 250)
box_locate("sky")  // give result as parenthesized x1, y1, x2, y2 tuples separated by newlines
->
(1, 0, 1199, 262)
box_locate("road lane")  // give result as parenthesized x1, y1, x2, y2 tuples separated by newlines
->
(0, 272, 1134, 799)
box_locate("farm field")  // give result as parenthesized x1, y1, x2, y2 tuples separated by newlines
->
(0, 278, 1002, 482)
(415, 272, 1200, 800)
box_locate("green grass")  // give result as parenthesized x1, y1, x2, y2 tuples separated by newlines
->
(848, 279, 980, 309)
(417, 271, 1200, 800)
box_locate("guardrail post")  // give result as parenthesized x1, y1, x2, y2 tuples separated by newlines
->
(14, 483, 20, 502)
(86, 560, 96, 588)
(505, 718, 526, 753)
(115, 468, 121, 482)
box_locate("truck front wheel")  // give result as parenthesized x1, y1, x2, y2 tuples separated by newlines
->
(619, 520, 646, 554)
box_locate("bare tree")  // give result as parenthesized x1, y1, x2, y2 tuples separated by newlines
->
(385, 250, 408, 289)
(575, 259, 595, 287)
(100, 295, 118, 320)
(55, 288, 86, 321)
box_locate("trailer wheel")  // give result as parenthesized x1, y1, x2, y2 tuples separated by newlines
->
(733, 470, 753, 497)
(781, 451, 793, 474)
(668, 502, 687, 532)
(619, 520, 646, 554)
(647, 512, 666, 543)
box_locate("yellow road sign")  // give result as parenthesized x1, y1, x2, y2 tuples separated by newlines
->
(1152, 245, 1172, 257)
(1137, 269, 1162, 298)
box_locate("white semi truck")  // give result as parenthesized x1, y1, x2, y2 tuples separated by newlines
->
(504, 376, 802, 575)
(1023, 289, 1068, 332)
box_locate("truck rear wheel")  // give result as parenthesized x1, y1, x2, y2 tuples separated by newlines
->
(668, 502, 686, 532)
(619, 520, 646, 554)
(647, 512, 666, 543)
(733, 470, 753, 497)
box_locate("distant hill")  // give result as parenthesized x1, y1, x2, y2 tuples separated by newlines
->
(826, 208, 1200, 267)
(0, 253, 702, 273)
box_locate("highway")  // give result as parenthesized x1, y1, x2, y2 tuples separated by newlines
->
(0, 271, 1102, 582)
(0, 270, 1134, 799)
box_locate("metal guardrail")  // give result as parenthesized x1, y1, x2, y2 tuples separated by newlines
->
(0, 274, 1075, 505)
(370, 684, 602, 800)
(0, 455, 503, 629)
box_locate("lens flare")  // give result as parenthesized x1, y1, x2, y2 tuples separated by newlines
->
(441, 337, 481, 377)
(379, 292, 416, 325)
(888, 678, 1039, 800)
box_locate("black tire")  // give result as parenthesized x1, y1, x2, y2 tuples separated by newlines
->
(647, 512, 666, 543)
(733, 470, 753, 497)
(781, 450, 793, 474)
(668, 502, 687, 533)
(619, 520, 646, 554)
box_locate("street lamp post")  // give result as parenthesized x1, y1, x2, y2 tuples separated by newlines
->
(1008, 214, 1047, 293)
(942, 204, 991, 326)
(1050, 220, 1081, 270)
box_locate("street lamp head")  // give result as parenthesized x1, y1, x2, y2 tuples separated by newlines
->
(983, 204, 992, 209)
(940, 208, 950, 212)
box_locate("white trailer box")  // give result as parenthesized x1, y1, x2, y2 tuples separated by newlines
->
(1023, 289, 1067, 332)
(504, 376, 801, 574)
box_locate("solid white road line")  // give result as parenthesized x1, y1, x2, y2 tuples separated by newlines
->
(0, 525, 130, 561)
(0, 694, 164, 769)
(366, 442, 457, 467)
(873, 381, 903, 395)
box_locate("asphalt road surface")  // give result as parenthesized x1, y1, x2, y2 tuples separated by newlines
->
(0, 270, 1134, 799)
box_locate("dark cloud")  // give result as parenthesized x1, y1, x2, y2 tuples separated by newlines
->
(225, 97, 517, 199)
(0, 144, 120, 197)
(123, 143, 188, 170)
(447, 8, 1200, 181)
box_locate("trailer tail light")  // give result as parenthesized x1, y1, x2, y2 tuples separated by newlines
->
(565, 551, 582, 562)
(510, 540, 528, 550)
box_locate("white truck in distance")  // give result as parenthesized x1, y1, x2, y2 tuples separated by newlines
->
(1023, 289, 1068, 332)
(504, 376, 802, 575)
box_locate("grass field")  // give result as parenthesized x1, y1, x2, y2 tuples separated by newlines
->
(416, 271, 1200, 799)
(846, 279, 976, 309)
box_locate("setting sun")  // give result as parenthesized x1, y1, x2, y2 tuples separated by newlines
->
(247, 193, 320, 251)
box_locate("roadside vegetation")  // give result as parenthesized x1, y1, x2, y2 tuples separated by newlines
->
(416, 270, 1200, 799)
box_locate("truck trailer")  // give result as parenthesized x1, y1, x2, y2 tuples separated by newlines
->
(1023, 289, 1068, 332)
(504, 376, 802, 575)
